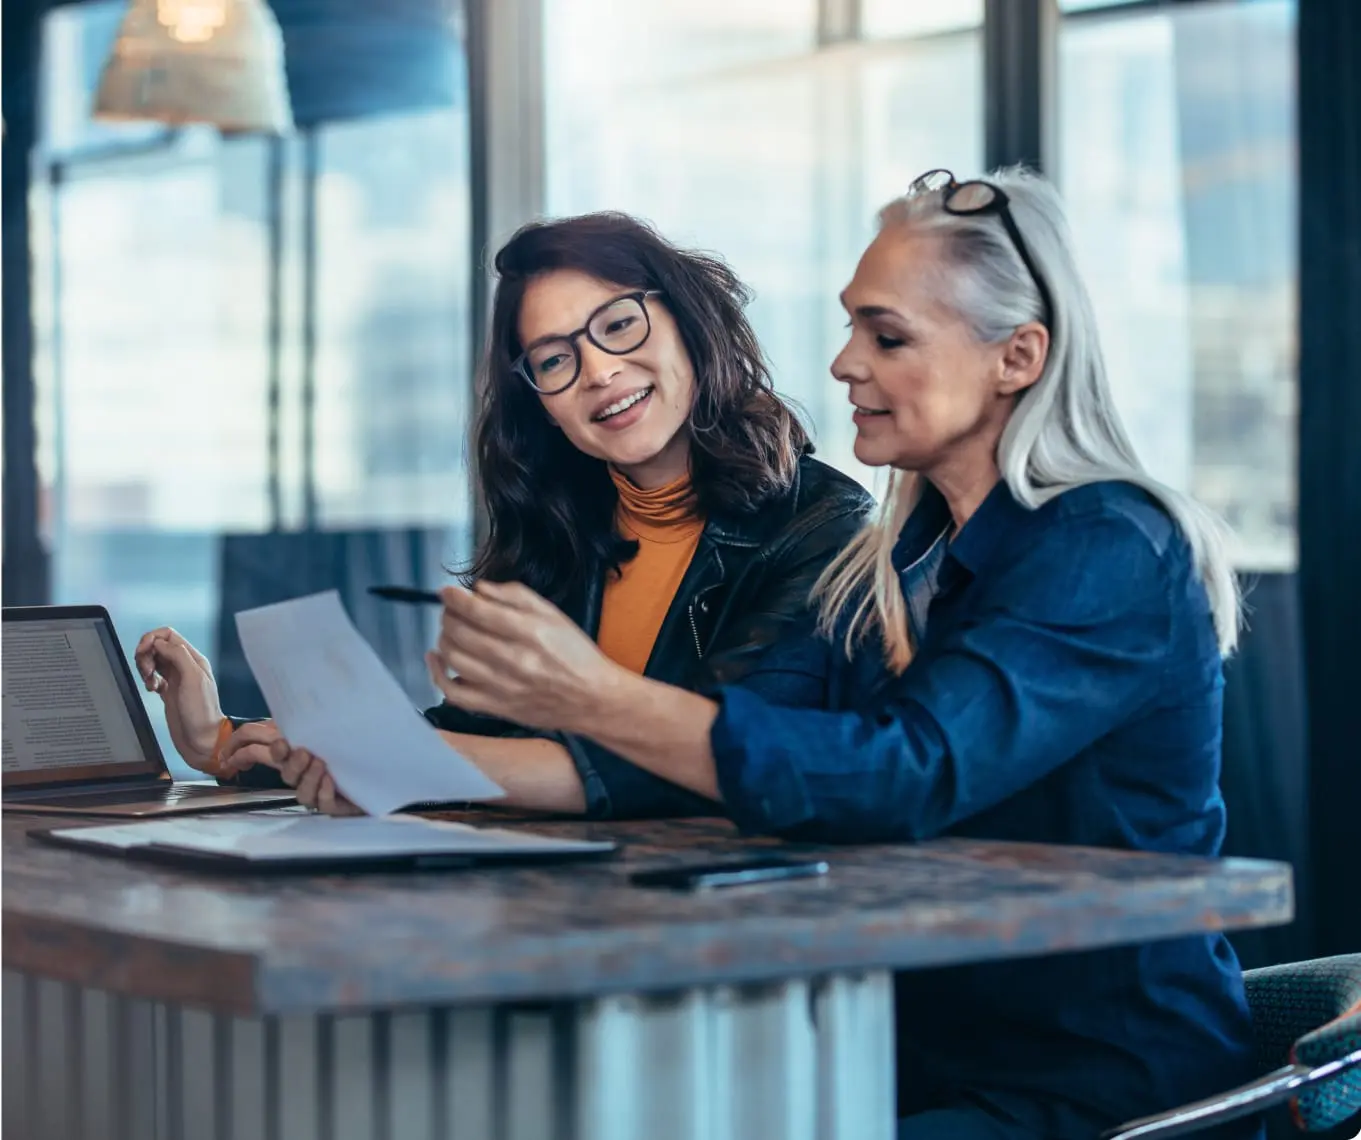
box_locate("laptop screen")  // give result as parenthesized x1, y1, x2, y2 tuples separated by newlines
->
(2, 608, 167, 789)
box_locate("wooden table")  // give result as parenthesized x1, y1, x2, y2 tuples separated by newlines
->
(1, 813, 1293, 1140)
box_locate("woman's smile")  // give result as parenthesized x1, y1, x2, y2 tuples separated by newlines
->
(590, 385, 655, 428)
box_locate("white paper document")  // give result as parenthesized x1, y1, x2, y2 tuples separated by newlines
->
(234, 591, 504, 815)
(48, 815, 613, 862)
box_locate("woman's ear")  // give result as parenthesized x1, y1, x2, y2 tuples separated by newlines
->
(998, 322, 1049, 396)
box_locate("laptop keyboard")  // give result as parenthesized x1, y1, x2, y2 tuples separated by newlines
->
(26, 785, 241, 809)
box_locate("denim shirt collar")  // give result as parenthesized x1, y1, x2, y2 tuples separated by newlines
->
(892, 477, 1030, 580)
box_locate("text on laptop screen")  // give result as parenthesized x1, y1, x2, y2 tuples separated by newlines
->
(2, 616, 160, 786)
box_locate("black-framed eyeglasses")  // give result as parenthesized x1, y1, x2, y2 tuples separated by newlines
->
(512, 290, 664, 395)
(910, 169, 1054, 330)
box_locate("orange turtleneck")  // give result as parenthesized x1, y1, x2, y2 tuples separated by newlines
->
(596, 468, 706, 675)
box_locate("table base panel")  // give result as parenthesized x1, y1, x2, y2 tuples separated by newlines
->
(3, 969, 895, 1140)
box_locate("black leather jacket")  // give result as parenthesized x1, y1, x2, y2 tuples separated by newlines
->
(425, 453, 873, 818)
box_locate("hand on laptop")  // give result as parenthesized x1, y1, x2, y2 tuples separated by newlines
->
(134, 627, 226, 773)
(271, 740, 364, 816)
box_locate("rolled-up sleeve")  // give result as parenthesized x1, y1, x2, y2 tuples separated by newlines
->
(709, 514, 1178, 841)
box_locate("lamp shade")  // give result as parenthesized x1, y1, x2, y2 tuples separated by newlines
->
(94, 0, 293, 133)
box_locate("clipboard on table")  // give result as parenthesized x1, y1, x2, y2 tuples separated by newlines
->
(33, 814, 618, 874)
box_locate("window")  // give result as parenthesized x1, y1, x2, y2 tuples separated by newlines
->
(1059, 0, 1148, 11)
(312, 109, 472, 531)
(22, 0, 1298, 784)
(861, 0, 982, 39)
(543, 1, 983, 492)
(1059, 0, 1297, 568)
(31, 3, 473, 771)
(31, 137, 276, 776)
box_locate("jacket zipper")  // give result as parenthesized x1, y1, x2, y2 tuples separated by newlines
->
(688, 584, 722, 659)
(686, 549, 725, 660)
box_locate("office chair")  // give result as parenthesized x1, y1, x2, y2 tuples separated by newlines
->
(1103, 954, 1361, 1139)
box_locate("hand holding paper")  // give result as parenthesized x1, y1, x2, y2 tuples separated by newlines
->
(234, 591, 504, 816)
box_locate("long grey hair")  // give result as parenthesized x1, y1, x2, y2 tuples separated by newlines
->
(815, 167, 1240, 671)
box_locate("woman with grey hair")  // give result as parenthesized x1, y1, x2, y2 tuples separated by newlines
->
(279, 168, 1257, 1138)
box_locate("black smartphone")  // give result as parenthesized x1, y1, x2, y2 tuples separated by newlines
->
(628, 855, 830, 891)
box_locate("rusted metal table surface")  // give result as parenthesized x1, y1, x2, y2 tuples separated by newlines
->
(2, 812, 1292, 1015)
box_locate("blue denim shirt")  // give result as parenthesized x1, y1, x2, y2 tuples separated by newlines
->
(709, 479, 1259, 1139)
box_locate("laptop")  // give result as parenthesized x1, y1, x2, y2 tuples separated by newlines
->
(2, 605, 295, 816)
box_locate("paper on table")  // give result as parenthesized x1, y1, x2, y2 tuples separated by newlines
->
(50, 815, 614, 861)
(234, 591, 504, 815)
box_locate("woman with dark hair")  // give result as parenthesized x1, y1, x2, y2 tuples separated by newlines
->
(136, 212, 871, 817)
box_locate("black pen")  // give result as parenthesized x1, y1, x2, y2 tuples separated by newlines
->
(368, 585, 443, 605)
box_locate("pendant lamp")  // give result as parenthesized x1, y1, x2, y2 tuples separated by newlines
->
(94, 0, 293, 133)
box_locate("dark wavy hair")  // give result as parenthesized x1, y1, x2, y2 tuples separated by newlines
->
(467, 212, 810, 604)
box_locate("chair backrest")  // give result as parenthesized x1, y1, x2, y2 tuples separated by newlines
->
(1102, 955, 1361, 1139)
(1246, 954, 1361, 1072)
(213, 527, 463, 718)
(1247, 953, 1361, 1133)
(1288, 1001, 1361, 1132)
